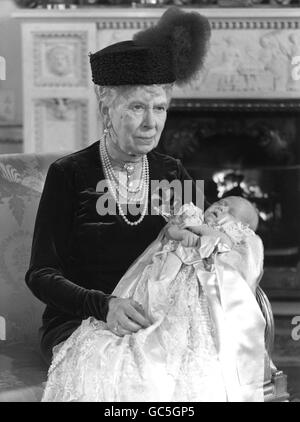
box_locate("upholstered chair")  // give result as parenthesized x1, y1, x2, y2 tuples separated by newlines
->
(0, 152, 64, 402)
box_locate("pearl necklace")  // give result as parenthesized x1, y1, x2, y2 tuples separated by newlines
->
(99, 136, 149, 226)
(101, 138, 147, 202)
(105, 132, 145, 194)
(107, 155, 145, 194)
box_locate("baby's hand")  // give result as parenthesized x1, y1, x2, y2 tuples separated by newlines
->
(179, 223, 207, 235)
(180, 230, 199, 247)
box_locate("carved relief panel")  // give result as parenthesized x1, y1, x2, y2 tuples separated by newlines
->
(33, 98, 89, 153)
(175, 25, 300, 98)
(33, 32, 89, 87)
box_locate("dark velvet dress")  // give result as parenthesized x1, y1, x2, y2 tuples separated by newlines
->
(25, 140, 198, 364)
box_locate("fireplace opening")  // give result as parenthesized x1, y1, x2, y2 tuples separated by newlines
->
(159, 105, 300, 267)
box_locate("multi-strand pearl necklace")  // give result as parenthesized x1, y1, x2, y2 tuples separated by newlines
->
(100, 137, 147, 203)
(106, 155, 145, 195)
(99, 136, 149, 226)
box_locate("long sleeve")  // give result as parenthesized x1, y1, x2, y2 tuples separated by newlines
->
(25, 162, 113, 322)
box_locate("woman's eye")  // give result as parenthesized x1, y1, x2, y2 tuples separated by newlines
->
(154, 106, 166, 113)
(132, 104, 144, 112)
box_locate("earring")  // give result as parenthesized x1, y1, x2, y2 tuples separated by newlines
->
(104, 119, 112, 135)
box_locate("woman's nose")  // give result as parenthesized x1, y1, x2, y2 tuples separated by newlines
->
(143, 109, 155, 129)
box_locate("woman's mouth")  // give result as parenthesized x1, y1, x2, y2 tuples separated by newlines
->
(135, 135, 155, 141)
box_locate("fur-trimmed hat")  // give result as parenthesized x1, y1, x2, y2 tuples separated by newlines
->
(89, 7, 211, 87)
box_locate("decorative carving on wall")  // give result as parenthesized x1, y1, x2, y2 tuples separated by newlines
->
(33, 98, 89, 152)
(174, 28, 300, 98)
(33, 31, 89, 87)
(171, 98, 300, 110)
(96, 16, 300, 31)
(16, 0, 300, 6)
(97, 19, 157, 31)
(45, 44, 73, 77)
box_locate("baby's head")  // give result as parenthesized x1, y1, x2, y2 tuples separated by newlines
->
(204, 196, 259, 231)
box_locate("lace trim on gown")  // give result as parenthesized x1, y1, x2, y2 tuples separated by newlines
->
(42, 265, 226, 402)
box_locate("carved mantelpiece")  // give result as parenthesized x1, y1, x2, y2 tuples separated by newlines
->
(14, 7, 300, 152)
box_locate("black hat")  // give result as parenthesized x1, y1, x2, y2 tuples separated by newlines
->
(89, 7, 211, 87)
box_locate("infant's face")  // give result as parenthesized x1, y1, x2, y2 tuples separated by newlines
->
(204, 198, 241, 225)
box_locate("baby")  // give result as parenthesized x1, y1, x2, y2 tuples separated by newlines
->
(167, 196, 259, 249)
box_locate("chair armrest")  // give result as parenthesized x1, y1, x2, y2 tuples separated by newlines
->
(256, 285, 275, 356)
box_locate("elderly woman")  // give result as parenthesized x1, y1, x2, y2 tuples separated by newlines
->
(26, 7, 210, 376)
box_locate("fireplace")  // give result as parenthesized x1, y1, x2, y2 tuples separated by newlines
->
(159, 100, 300, 293)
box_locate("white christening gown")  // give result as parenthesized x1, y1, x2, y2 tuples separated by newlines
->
(42, 204, 266, 402)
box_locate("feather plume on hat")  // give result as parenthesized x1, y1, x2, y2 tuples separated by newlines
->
(89, 7, 211, 87)
(133, 7, 211, 86)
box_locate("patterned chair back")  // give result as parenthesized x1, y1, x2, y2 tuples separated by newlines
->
(0, 153, 66, 349)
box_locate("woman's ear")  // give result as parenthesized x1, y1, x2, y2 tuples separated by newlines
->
(100, 105, 111, 127)
(100, 103, 107, 118)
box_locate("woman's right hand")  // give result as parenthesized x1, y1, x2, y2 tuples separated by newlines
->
(106, 297, 151, 337)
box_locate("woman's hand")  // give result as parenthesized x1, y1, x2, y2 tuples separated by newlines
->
(106, 297, 151, 337)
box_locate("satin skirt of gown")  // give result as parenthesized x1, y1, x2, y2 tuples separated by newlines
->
(41, 253, 227, 402)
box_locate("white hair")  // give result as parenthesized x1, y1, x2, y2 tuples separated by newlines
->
(94, 83, 174, 116)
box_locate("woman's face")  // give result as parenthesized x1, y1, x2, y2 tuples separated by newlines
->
(108, 85, 168, 157)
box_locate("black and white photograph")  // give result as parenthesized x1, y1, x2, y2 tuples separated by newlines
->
(0, 0, 299, 404)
